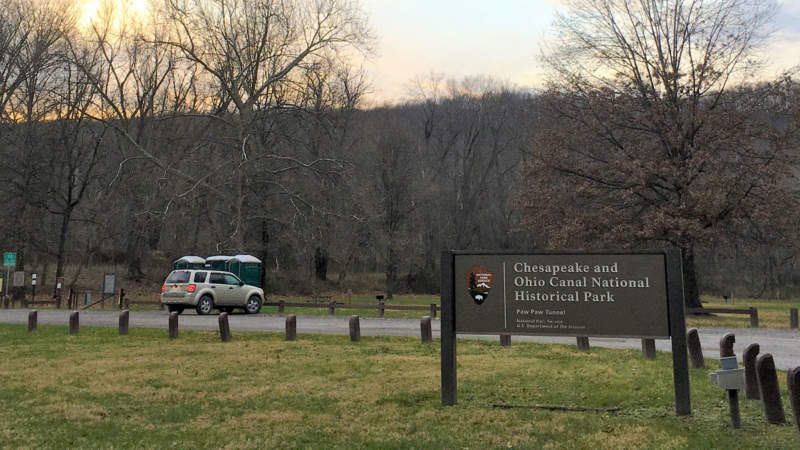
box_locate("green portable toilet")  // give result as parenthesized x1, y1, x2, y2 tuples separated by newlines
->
(227, 255, 262, 287)
(205, 255, 232, 270)
(173, 256, 206, 270)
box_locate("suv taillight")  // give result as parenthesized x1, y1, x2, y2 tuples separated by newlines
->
(187, 284, 196, 293)
(161, 285, 166, 293)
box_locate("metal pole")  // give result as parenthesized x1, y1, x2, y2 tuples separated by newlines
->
(728, 389, 741, 429)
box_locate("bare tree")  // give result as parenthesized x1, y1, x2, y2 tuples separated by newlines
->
(0, 0, 32, 125)
(69, 1, 188, 279)
(0, 1, 66, 264)
(521, 0, 797, 307)
(156, 0, 373, 252)
(414, 76, 531, 252)
(44, 46, 108, 286)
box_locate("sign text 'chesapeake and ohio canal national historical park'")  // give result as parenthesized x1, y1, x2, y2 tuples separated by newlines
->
(454, 253, 670, 338)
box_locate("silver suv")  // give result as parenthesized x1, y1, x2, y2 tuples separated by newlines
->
(160, 269, 264, 315)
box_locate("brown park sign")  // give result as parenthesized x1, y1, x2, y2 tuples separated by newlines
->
(455, 253, 670, 338)
(440, 249, 690, 416)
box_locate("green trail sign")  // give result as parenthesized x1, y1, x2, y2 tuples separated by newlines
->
(3, 252, 15, 267)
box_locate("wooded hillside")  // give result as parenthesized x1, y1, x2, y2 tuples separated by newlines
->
(1, 0, 798, 301)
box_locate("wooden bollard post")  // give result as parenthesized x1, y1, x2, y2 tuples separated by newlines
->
(750, 307, 759, 328)
(430, 303, 437, 318)
(743, 343, 760, 400)
(349, 315, 360, 342)
(756, 353, 786, 424)
(28, 310, 37, 332)
(218, 312, 232, 342)
(278, 300, 285, 313)
(119, 310, 129, 335)
(378, 301, 385, 317)
(421, 316, 432, 343)
(168, 312, 179, 339)
(787, 367, 800, 433)
(791, 308, 798, 329)
(641, 338, 656, 359)
(285, 314, 297, 341)
(328, 301, 336, 316)
(69, 311, 79, 335)
(500, 334, 511, 347)
(576, 336, 590, 351)
(720, 332, 735, 358)
(686, 328, 704, 368)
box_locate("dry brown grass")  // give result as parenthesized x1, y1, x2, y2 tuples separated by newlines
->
(0, 324, 798, 448)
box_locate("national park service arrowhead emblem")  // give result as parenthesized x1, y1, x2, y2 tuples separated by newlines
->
(466, 266, 493, 305)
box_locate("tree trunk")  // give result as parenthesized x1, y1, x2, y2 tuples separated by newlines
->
(386, 245, 396, 300)
(259, 220, 268, 288)
(314, 247, 328, 281)
(40, 261, 48, 295)
(55, 209, 72, 285)
(681, 245, 702, 309)
(125, 223, 145, 281)
(233, 170, 246, 252)
(338, 247, 357, 283)
(232, 115, 250, 253)
(146, 216, 162, 250)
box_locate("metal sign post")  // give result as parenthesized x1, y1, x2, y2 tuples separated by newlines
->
(31, 273, 37, 304)
(55, 277, 64, 309)
(3, 252, 15, 299)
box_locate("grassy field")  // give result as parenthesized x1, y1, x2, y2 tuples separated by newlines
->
(1, 324, 798, 448)
(685, 297, 800, 330)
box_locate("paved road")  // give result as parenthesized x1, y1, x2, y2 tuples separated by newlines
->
(2, 309, 799, 370)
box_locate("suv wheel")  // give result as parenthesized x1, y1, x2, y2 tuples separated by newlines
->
(245, 295, 262, 314)
(196, 295, 214, 315)
(168, 305, 185, 314)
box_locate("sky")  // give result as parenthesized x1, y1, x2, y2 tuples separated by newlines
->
(75, 0, 800, 105)
(361, 0, 800, 105)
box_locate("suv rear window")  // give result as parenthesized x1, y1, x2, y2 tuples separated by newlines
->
(193, 271, 208, 283)
(166, 271, 190, 283)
